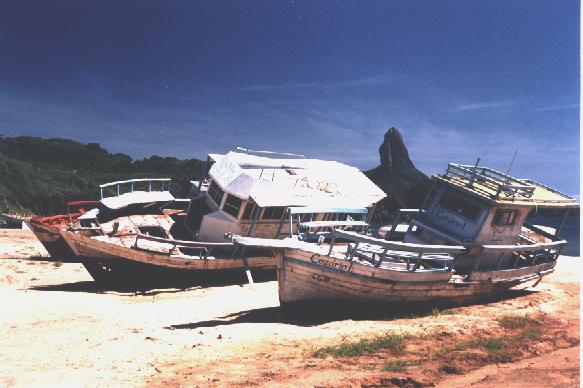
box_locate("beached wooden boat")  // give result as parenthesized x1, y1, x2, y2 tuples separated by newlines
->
(62, 230, 274, 286)
(24, 201, 98, 259)
(61, 149, 385, 286)
(231, 161, 577, 305)
(1, 213, 33, 229)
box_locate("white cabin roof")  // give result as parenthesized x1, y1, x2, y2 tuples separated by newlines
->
(78, 208, 100, 220)
(208, 151, 386, 208)
(100, 191, 175, 210)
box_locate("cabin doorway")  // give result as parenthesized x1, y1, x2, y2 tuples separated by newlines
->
(185, 196, 211, 233)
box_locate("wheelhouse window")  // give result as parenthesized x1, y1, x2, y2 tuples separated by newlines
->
(262, 206, 284, 220)
(492, 209, 517, 226)
(137, 226, 167, 238)
(438, 192, 481, 221)
(207, 180, 224, 206)
(223, 194, 243, 218)
(242, 201, 257, 220)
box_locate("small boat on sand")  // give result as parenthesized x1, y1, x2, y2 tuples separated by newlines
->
(231, 161, 577, 306)
(1, 213, 33, 229)
(24, 201, 98, 259)
(61, 148, 385, 286)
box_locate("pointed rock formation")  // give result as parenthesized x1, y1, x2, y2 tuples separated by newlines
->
(366, 127, 430, 221)
(377, 127, 424, 178)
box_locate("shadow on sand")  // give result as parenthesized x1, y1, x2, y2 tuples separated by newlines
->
(27, 271, 274, 296)
(27, 255, 80, 263)
(165, 288, 539, 328)
(26, 280, 201, 296)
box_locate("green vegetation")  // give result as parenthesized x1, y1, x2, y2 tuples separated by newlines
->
(313, 333, 408, 358)
(439, 364, 463, 375)
(382, 359, 410, 372)
(497, 314, 542, 340)
(454, 336, 508, 352)
(431, 308, 457, 316)
(518, 327, 542, 340)
(0, 136, 205, 215)
(497, 314, 537, 329)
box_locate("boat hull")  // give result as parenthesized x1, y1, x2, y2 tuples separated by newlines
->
(277, 248, 557, 305)
(25, 221, 78, 260)
(61, 230, 276, 286)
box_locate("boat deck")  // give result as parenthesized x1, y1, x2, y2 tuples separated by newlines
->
(440, 164, 578, 207)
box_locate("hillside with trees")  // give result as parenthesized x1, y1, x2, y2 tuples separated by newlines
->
(0, 135, 205, 215)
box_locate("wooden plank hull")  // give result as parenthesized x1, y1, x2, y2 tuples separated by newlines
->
(277, 248, 557, 304)
(25, 221, 78, 260)
(60, 230, 276, 286)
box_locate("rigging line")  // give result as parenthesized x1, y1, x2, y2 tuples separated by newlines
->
(505, 149, 518, 182)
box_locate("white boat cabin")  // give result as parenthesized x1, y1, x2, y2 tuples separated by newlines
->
(77, 178, 177, 230)
(186, 148, 386, 242)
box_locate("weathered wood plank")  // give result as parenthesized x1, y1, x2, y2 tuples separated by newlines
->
(61, 230, 275, 271)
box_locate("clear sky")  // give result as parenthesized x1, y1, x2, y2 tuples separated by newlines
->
(0, 0, 579, 195)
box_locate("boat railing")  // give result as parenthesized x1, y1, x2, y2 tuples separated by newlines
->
(235, 146, 308, 182)
(66, 200, 100, 208)
(277, 206, 369, 239)
(467, 239, 566, 279)
(234, 146, 305, 162)
(330, 229, 467, 272)
(133, 233, 235, 259)
(99, 178, 171, 199)
(31, 213, 82, 226)
(28, 200, 99, 225)
(518, 179, 578, 204)
(445, 163, 535, 199)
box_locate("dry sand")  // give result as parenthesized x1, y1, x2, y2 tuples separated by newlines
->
(0, 229, 579, 387)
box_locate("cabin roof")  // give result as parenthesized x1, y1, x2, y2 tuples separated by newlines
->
(207, 151, 386, 208)
(100, 191, 175, 210)
(98, 178, 174, 210)
(438, 163, 578, 208)
(78, 208, 99, 220)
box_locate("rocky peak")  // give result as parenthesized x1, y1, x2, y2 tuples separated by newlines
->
(378, 127, 417, 176)
(365, 127, 430, 220)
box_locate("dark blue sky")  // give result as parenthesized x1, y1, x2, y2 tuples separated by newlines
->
(0, 0, 579, 195)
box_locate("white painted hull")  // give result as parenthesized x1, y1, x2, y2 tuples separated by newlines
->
(277, 248, 557, 304)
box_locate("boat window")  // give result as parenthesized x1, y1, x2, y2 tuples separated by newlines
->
(207, 180, 224, 206)
(242, 201, 257, 220)
(138, 226, 167, 238)
(492, 209, 517, 226)
(438, 192, 481, 221)
(262, 207, 284, 220)
(223, 194, 243, 218)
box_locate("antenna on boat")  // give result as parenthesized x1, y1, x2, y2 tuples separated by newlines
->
(505, 149, 518, 179)
(468, 157, 481, 188)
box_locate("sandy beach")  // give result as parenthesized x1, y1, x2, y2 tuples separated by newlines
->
(0, 229, 579, 387)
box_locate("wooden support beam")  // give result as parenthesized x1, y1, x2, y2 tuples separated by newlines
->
(275, 208, 289, 238)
